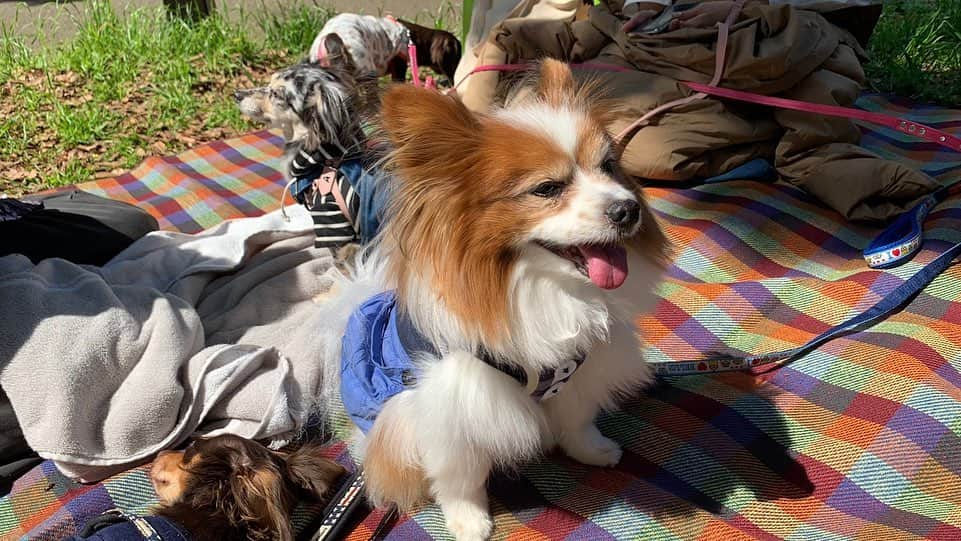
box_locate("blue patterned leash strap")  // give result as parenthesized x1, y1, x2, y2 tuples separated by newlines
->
(651, 240, 961, 376)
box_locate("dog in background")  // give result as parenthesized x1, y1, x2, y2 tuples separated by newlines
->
(235, 34, 376, 157)
(309, 13, 462, 83)
(309, 59, 669, 540)
(150, 434, 345, 541)
(235, 37, 383, 250)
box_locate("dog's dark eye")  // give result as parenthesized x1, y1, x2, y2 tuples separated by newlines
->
(270, 88, 290, 104)
(601, 157, 618, 175)
(531, 181, 565, 198)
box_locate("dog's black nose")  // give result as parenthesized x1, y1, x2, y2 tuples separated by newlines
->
(606, 199, 640, 229)
(233, 90, 246, 102)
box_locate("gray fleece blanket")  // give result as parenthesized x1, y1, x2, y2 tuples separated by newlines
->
(0, 206, 336, 482)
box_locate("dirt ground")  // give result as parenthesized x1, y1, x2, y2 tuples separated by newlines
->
(0, 0, 460, 47)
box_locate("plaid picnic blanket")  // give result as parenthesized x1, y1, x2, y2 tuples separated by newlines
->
(1, 93, 959, 541)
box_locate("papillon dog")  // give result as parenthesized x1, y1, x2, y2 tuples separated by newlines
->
(312, 59, 669, 540)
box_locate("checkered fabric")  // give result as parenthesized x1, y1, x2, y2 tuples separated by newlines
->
(2, 94, 959, 541)
(78, 132, 291, 233)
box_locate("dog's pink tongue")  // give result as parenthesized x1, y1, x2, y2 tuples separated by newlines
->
(578, 245, 628, 289)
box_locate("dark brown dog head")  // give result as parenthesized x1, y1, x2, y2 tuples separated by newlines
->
(151, 435, 345, 541)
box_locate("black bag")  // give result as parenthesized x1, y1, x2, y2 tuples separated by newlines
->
(0, 190, 158, 266)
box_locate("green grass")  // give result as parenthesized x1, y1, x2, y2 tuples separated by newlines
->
(865, 0, 961, 106)
(0, 0, 458, 194)
(0, 1, 956, 194)
(0, 1, 334, 193)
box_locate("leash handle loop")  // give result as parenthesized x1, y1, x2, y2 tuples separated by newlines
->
(863, 187, 949, 268)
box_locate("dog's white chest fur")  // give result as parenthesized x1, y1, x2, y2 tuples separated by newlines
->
(316, 248, 658, 541)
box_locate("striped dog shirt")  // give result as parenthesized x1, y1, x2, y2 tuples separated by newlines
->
(288, 145, 363, 248)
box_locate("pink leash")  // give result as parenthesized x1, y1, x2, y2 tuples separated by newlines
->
(683, 82, 961, 151)
(457, 63, 961, 152)
(452, 0, 961, 153)
(408, 38, 422, 87)
(387, 13, 436, 90)
(407, 44, 437, 90)
(408, 44, 436, 89)
(407, 42, 436, 90)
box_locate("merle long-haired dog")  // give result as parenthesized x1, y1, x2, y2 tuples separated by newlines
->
(150, 435, 345, 541)
(234, 34, 378, 160)
(234, 34, 384, 254)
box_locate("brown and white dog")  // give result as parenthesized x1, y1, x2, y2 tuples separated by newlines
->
(309, 13, 462, 82)
(311, 60, 669, 540)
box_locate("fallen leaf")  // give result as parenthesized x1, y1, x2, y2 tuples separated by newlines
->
(4, 168, 39, 181)
(54, 71, 80, 85)
(177, 134, 198, 146)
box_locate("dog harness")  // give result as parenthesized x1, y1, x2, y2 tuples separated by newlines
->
(65, 509, 189, 541)
(340, 291, 585, 433)
(287, 144, 363, 248)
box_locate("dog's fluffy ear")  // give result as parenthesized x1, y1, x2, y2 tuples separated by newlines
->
(283, 443, 345, 498)
(323, 33, 356, 71)
(229, 465, 294, 541)
(302, 69, 350, 150)
(381, 85, 479, 173)
(536, 58, 577, 107)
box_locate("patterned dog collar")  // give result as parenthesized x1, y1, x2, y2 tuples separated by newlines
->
(394, 306, 584, 400)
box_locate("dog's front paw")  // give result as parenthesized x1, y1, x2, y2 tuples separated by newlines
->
(443, 500, 493, 541)
(562, 427, 623, 467)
